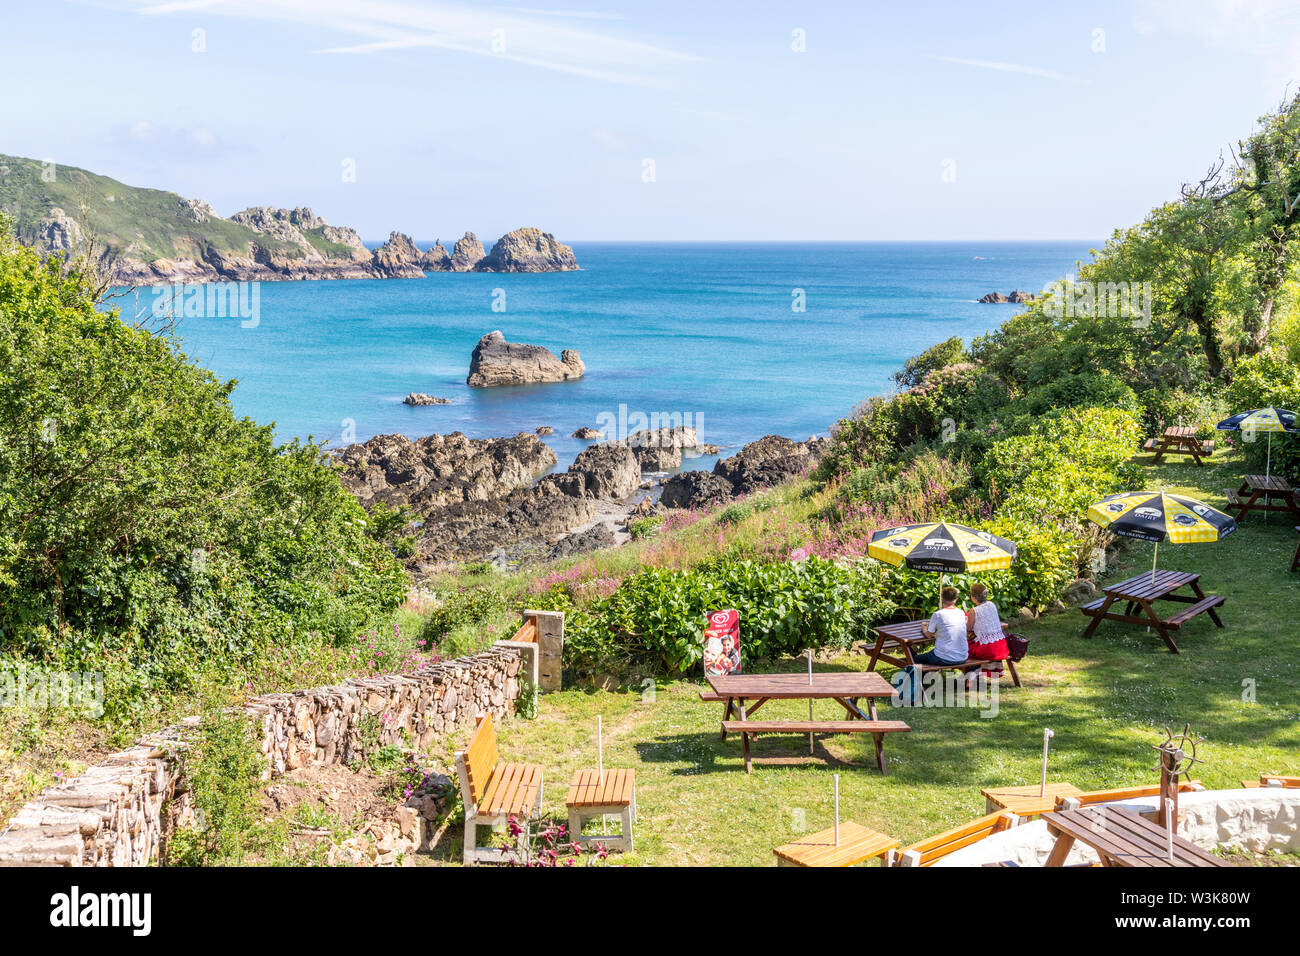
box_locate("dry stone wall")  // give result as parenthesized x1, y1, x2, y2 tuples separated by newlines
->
(0, 642, 534, 867)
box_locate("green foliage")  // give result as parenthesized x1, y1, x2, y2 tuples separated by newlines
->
(979, 407, 1143, 527)
(893, 335, 967, 388)
(165, 711, 274, 866)
(1226, 350, 1300, 480)
(418, 587, 504, 648)
(0, 228, 406, 720)
(628, 515, 664, 540)
(365, 501, 419, 559)
(559, 557, 895, 677)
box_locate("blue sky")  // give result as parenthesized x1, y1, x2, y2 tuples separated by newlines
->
(3, 0, 1299, 241)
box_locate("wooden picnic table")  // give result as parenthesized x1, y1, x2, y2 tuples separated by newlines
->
(1079, 569, 1225, 654)
(1043, 805, 1230, 867)
(1143, 426, 1213, 465)
(773, 821, 899, 867)
(704, 672, 906, 774)
(866, 619, 1021, 686)
(983, 782, 1083, 817)
(1224, 474, 1300, 522)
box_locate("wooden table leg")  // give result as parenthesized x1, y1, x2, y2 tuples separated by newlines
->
(866, 631, 887, 672)
(720, 696, 734, 740)
(1190, 580, 1225, 628)
(1234, 488, 1263, 523)
(1044, 831, 1076, 867)
(865, 697, 887, 774)
(1141, 600, 1180, 654)
(1081, 595, 1115, 638)
(742, 731, 752, 774)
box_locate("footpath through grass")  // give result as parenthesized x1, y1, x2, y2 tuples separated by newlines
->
(472, 451, 1300, 866)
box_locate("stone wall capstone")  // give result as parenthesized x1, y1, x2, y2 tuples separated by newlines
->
(0, 642, 529, 867)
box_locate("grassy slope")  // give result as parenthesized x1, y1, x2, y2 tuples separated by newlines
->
(460, 448, 1300, 866)
(0, 154, 304, 263)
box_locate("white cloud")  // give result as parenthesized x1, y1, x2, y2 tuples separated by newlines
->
(120, 0, 699, 88)
(1133, 0, 1300, 92)
(927, 55, 1066, 81)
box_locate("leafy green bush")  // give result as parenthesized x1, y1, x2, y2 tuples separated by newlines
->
(979, 407, 1142, 527)
(555, 557, 895, 677)
(419, 587, 505, 649)
(893, 335, 968, 388)
(0, 228, 406, 720)
(628, 515, 665, 539)
(165, 710, 275, 866)
(1226, 350, 1300, 480)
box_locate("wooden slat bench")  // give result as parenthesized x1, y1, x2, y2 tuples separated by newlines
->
(915, 656, 1021, 687)
(891, 810, 1021, 866)
(721, 719, 909, 774)
(774, 822, 899, 867)
(454, 713, 543, 865)
(1240, 774, 1300, 789)
(565, 769, 636, 852)
(1056, 781, 1203, 810)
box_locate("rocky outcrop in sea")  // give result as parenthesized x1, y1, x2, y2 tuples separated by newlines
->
(466, 331, 585, 388)
(450, 232, 486, 272)
(335, 433, 642, 565)
(659, 435, 826, 508)
(476, 228, 579, 272)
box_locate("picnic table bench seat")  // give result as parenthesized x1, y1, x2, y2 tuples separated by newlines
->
(914, 655, 1022, 687)
(721, 719, 910, 775)
(774, 821, 899, 867)
(565, 768, 636, 852)
(1240, 774, 1300, 789)
(454, 713, 543, 865)
(1056, 781, 1203, 810)
(891, 810, 1021, 866)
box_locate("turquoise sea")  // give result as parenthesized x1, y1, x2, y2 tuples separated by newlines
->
(155, 241, 1096, 471)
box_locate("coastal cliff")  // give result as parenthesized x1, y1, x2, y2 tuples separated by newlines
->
(0, 154, 579, 284)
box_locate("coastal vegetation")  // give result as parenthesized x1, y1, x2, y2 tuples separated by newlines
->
(3, 94, 1300, 862)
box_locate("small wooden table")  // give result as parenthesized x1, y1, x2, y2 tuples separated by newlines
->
(1226, 474, 1300, 522)
(773, 822, 899, 867)
(565, 769, 635, 852)
(706, 672, 904, 773)
(983, 782, 1082, 817)
(1079, 569, 1225, 654)
(866, 619, 1021, 686)
(1145, 426, 1212, 465)
(1043, 805, 1230, 867)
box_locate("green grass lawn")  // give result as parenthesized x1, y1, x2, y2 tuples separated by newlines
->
(453, 451, 1300, 866)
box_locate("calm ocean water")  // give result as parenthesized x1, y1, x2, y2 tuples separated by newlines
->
(153, 242, 1095, 471)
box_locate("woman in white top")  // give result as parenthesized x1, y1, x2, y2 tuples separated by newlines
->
(966, 583, 1008, 673)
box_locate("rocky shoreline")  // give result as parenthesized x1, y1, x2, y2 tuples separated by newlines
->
(334, 427, 824, 571)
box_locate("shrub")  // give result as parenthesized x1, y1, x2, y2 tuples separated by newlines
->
(559, 557, 895, 677)
(0, 228, 407, 720)
(893, 335, 968, 389)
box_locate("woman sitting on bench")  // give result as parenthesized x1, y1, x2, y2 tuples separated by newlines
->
(917, 587, 970, 666)
(965, 583, 1008, 681)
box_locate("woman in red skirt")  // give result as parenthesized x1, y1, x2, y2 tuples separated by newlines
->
(966, 583, 1007, 682)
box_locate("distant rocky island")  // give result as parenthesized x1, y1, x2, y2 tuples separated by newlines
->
(0, 154, 578, 284)
(979, 290, 1036, 303)
(466, 331, 585, 388)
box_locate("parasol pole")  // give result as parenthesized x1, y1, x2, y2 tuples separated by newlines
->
(1040, 727, 1054, 798)
(804, 648, 815, 755)
(834, 774, 840, 847)
(1152, 540, 1159, 588)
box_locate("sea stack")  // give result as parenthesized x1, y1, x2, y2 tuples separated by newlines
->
(476, 227, 579, 272)
(450, 231, 486, 271)
(466, 331, 585, 387)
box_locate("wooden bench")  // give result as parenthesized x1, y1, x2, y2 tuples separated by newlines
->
(1142, 438, 1158, 452)
(915, 656, 1021, 688)
(1163, 595, 1227, 627)
(454, 713, 543, 865)
(1240, 774, 1300, 789)
(565, 768, 635, 852)
(1056, 781, 1203, 810)
(891, 810, 1021, 866)
(1223, 488, 1243, 507)
(774, 822, 899, 867)
(721, 719, 910, 774)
